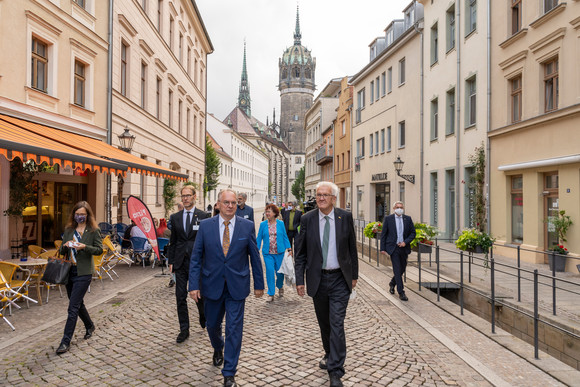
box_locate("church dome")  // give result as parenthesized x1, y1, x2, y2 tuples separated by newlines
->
(282, 45, 313, 65)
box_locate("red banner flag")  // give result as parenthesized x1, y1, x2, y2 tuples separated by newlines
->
(126, 195, 159, 260)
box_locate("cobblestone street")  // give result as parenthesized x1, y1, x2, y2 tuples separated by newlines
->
(1, 259, 577, 386)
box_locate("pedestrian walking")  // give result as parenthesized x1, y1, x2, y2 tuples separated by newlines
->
(257, 204, 291, 302)
(167, 185, 210, 343)
(379, 201, 416, 301)
(295, 181, 358, 387)
(282, 200, 302, 252)
(189, 189, 264, 387)
(55, 201, 102, 355)
(235, 192, 254, 222)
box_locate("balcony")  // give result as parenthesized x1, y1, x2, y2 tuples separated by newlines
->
(315, 146, 333, 166)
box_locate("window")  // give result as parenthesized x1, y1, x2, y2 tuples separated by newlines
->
(31, 37, 48, 92)
(168, 89, 173, 127)
(169, 16, 174, 50)
(341, 120, 345, 137)
(156, 77, 161, 119)
(178, 99, 182, 134)
(375, 131, 379, 155)
(342, 153, 345, 171)
(375, 76, 380, 102)
(370, 81, 375, 103)
(187, 46, 191, 75)
(74, 0, 86, 9)
(295, 156, 301, 163)
(380, 129, 385, 153)
(544, 58, 558, 112)
(179, 33, 183, 62)
(387, 67, 392, 92)
(431, 23, 438, 65)
(186, 107, 191, 140)
(511, 0, 521, 35)
(399, 58, 406, 85)
(381, 72, 386, 97)
(347, 150, 350, 169)
(140, 61, 147, 109)
(444, 88, 455, 136)
(356, 89, 365, 122)
(511, 175, 523, 243)
(467, 0, 477, 35)
(157, 0, 162, 31)
(466, 76, 476, 127)
(544, 0, 558, 13)
(446, 5, 456, 51)
(399, 182, 405, 203)
(356, 138, 365, 158)
(431, 98, 438, 140)
(370, 133, 374, 155)
(141, 0, 147, 12)
(511, 75, 522, 123)
(73, 60, 86, 107)
(387, 126, 392, 151)
(398, 121, 405, 148)
(120, 41, 128, 96)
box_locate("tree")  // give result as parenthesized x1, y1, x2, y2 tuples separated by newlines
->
(203, 135, 221, 199)
(163, 179, 177, 219)
(291, 166, 305, 206)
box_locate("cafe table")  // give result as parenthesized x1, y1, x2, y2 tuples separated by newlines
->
(15, 258, 48, 305)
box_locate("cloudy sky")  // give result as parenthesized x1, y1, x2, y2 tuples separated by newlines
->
(196, 0, 411, 123)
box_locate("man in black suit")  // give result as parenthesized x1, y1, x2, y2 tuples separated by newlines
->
(282, 200, 302, 252)
(295, 182, 358, 387)
(379, 201, 416, 301)
(167, 185, 210, 343)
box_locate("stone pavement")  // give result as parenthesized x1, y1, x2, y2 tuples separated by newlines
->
(1, 257, 579, 386)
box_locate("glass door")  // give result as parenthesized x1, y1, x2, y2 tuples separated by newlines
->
(54, 183, 86, 242)
(375, 183, 390, 222)
(544, 173, 559, 252)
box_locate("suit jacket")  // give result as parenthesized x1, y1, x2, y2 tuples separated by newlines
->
(282, 209, 302, 232)
(295, 207, 358, 297)
(256, 219, 291, 255)
(188, 215, 264, 301)
(380, 214, 416, 256)
(167, 208, 210, 271)
(59, 227, 103, 276)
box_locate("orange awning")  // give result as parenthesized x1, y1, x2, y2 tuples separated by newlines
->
(0, 114, 188, 181)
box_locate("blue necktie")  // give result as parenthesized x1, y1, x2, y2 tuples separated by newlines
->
(322, 216, 330, 269)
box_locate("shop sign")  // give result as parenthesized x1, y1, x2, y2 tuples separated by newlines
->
(371, 173, 388, 181)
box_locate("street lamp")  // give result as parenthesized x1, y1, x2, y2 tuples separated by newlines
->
(393, 156, 415, 184)
(117, 126, 135, 223)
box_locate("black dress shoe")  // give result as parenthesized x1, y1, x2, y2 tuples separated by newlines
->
(389, 284, 395, 294)
(223, 375, 237, 387)
(176, 330, 189, 343)
(56, 343, 69, 355)
(84, 325, 95, 340)
(213, 349, 224, 367)
(199, 315, 206, 329)
(399, 294, 409, 301)
(329, 374, 343, 387)
(167, 279, 175, 288)
(319, 354, 329, 369)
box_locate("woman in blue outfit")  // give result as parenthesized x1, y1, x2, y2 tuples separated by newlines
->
(256, 203, 291, 302)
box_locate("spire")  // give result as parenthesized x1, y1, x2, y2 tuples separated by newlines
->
(238, 39, 251, 116)
(273, 108, 276, 125)
(241, 40, 248, 84)
(293, 5, 301, 45)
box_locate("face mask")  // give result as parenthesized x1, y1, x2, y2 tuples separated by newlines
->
(394, 208, 404, 216)
(75, 214, 87, 224)
(287, 206, 293, 210)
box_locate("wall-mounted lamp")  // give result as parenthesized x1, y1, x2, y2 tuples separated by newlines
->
(393, 156, 415, 184)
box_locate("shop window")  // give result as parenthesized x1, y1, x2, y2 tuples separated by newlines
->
(511, 175, 523, 243)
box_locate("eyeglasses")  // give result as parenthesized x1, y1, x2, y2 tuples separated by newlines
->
(221, 201, 237, 207)
(316, 194, 334, 199)
(181, 194, 194, 199)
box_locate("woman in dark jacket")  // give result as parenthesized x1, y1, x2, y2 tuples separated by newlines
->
(56, 201, 103, 355)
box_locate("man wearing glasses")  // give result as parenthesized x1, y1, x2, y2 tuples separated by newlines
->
(189, 189, 264, 387)
(295, 181, 358, 387)
(167, 185, 210, 343)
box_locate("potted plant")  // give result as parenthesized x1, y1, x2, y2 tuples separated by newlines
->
(411, 223, 438, 253)
(363, 221, 382, 239)
(455, 229, 495, 266)
(546, 210, 573, 272)
(548, 245, 568, 272)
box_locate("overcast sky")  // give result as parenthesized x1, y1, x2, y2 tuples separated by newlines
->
(196, 0, 411, 124)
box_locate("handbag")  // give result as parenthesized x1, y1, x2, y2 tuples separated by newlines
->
(277, 250, 296, 286)
(41, 253, 72, 285)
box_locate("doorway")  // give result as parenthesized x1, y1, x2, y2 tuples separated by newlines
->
(375, 183, 390, 222)
(53, 183, 86, 243)
(446, 170, 455, 238)
(544, 173, 559, 252)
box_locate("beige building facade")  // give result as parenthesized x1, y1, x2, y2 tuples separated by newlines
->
(489, 1, 580, 268)
(333, 77, 353, 210)
(351, 2, 423, 223)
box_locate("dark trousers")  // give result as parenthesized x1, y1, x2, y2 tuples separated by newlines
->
(175, 263, 204, 332)
(287, 229, 297, 251)
(389, 247, 408, 295)
(313, 270, 350, 378)
(61, 266, 93, 346)
(205, 284, 245, 377)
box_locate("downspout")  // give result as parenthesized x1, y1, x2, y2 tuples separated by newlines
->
(348, 102, 353, 213)
(486, 0, 491, 234)
(414, 19, 424, 222)
(105, 0, 114, 224)
(455, 0, 461, 238)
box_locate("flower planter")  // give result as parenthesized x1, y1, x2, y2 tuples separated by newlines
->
(548, 254, 567, 272)
(467, 245, 487, 254)
(419, 244, 432, 254)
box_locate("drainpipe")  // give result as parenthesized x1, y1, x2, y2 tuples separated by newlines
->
(486, 0, 492, 234)
(348, 102, 353, 213)
(455, 0, 461, 238)
(414, 19, 424, 222)
(105, 0, 114, 224)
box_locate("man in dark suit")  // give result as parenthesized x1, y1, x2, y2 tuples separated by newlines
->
(282, 200, 302, 252)
(189, 189, 264, 387)
(379, 201, 416, 301)
(295, 182, 358, 387)
(167, 185, 210, 343)
(235, 192, 254, 222)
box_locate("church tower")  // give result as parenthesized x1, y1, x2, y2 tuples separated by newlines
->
(238, 41, 251, 116)
(278, 6, 315, 153)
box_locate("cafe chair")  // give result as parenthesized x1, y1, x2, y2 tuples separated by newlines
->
(54, 240, 63, 250)
(129, 237, 152, 267)
(153, 237, 170, 271)
(0, 261, 37, 314)
(113, 223, 129, 245)
(27, 245, 46, 258)
(0, 273, 21, 330)
(36, 249, 63, 303)
(102, 235, 132, 272)
(98, 222, 113, 237)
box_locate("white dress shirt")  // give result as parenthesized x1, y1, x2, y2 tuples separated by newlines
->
(219, 214, 235, 245)
(319, 209, 339, 270)
(183, 206, 196, 231)
(395, 214, 404, 244)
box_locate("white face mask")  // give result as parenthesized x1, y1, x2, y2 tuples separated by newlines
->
(287, 206, 293, 210)
(394, 208, 404, 216)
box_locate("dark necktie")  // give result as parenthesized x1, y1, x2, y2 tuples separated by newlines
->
(185, 211, 192, 233)
(322, 215, 330, 269)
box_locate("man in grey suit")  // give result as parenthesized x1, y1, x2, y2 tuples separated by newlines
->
(295, 181, 358, 387)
